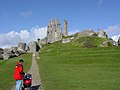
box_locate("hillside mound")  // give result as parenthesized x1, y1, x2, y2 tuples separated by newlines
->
(42, 34, 113, 51)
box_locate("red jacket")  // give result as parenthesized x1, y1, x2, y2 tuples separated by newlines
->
(14, 62, 23, 80)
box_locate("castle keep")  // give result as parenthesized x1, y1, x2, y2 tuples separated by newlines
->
(64, 20, 68, 36)
(47, 18, 68, 43)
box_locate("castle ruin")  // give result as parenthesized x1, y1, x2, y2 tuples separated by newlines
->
(47, 18, 68, 43)
(64, 20, 68, 36)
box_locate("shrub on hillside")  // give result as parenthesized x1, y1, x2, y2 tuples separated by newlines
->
(107, 42, 113, 46)
(83, 41, 97, 48)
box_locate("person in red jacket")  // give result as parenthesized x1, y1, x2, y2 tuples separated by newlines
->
(14, 59, 25, 90)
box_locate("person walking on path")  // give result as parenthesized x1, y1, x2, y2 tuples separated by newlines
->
(11, 53, 42, 90)
(14, 59, 25, 90)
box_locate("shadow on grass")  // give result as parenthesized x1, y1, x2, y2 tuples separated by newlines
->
(31, 84, 41, 90)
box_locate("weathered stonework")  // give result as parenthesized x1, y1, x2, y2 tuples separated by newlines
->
(28, 41, 40, 53)
(62, 37, 74, 43)
(47, 18, 62, 43)
(64, 20, 68, 36)
(2, 47, 21, 60)
(38, 38, 47, 45)
(113, 41, 118, 46)
(97, 29, 108, 38)
(62, 38, 71, 43)
(100, 39, 113, 47)
(78, 28, 96, 37)
(17, 42, 27, 52)
(3, 48, 12, 59)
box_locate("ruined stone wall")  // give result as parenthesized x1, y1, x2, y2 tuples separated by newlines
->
(64, 20, 68, 36)
(78, 29, 96, 37)
(17, 42, 26, 52)
(28, 41, 40, 53)
(97, 29, 108, 38)
(47, 18, 62, 43)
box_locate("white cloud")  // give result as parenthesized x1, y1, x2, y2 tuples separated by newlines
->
(19, 30, 30, 40)
(68, 29, 79, 35)
(20, 11, 32, 18)
(111, 35, 120, 42)
(0, 26, 47, 48)
(105, 25, 120, 42)
(105, 25, 120, 36)
(31, 26, 47, 40)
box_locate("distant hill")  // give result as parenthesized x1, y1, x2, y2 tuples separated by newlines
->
(42, 34, 113, 51)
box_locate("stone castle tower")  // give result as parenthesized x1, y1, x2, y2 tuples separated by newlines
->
(47, 18, 62, 43)
(64, 20, 68, 36)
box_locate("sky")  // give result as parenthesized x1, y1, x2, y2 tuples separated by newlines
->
(0, 0, 120, 48)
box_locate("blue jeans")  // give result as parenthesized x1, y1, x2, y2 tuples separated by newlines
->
(16, 80, 22, 90)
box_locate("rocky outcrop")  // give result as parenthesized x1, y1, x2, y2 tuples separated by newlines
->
(62, 38, 71, 43)
(28, 41, 40, 53)
(2, 48, 13, 60)
(17, 42, 27, 52)
(78, 29, 96, 37)
(40, 38, 47, 45)
(113, 41, 118, 46)
(100, 39, 113, 47)
(0, 40, 41, 60)
(37, 39, 45, 49)
(62, 37, 74, 43)
(10, 47, 19, 56)
(77, 29, 108, 39)
(2, 47, 20, 60)
(97, 30, 108, 38)
(17, 42, 28, 55)
(0, 40, 42, 60)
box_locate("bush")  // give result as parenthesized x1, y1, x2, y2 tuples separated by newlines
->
(83, 41, 97, 48)
(107, 42, 113, 46)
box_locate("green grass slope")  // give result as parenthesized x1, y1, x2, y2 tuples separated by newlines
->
(38, 43, 120, 90)
(0, 53, 32, 90)
(42, 36, 111, 51)
(72, 36, 109, 48)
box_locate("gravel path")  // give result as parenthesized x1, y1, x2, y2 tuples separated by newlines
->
(11, 53, 42, 90)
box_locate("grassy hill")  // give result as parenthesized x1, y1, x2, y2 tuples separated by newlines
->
(42, 36, 112, 51)
(0, 53, 32, 90)
(38, 37, 120, 90)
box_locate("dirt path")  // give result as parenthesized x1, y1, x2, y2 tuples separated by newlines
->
(11, 53, 42, 90)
